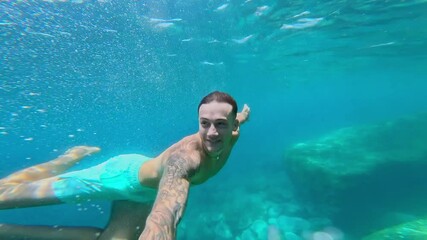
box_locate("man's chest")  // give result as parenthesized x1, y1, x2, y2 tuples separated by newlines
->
(190, 157, 227, 185)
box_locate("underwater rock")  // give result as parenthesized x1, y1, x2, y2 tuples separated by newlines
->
(214, 219, 233, 239)
(250, 219, 268, 239)
(237, 217, 254, 230)
(239, 228, 257, 240)
(284, 113, 427, 236)
(268, 218, 278, 225)
(362, 219, 427, 240)
(284, 231, 302, 240)
(282, 202, 303, 215)
(211, 212, 225, 222)
(276, 215, 311, 234)
(306, 217, 333, 231)
(267, 225, 284, 240)
(267, 205, 282, 218)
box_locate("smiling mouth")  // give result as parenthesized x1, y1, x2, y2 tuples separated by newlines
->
(207, 139, 221, 144)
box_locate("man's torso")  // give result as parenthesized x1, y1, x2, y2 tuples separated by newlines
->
(138, 133, 234, 188)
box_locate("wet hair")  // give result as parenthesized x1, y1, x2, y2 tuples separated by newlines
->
(198, 91, 238, 117)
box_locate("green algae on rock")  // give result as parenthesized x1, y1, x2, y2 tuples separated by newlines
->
(362, 219, 427, 240)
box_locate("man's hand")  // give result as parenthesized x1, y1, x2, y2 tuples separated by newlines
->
(237, 104, 250, 124)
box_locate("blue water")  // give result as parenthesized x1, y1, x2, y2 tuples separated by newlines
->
(1, 0, 427, 239)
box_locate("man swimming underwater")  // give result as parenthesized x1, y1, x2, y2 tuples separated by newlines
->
(0, 91, 250, 240)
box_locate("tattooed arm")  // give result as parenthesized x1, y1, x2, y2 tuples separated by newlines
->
(138, 156, 196, 240)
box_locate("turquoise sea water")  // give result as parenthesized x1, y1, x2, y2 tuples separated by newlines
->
(1, 0, 427, 239)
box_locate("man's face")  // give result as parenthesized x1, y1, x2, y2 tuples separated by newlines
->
(198, 101, 236, 156)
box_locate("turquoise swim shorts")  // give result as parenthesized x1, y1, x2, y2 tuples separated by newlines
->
(52, 154, 156, 203)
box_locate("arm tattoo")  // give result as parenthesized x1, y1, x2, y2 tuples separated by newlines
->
(139, 156, 192, 240)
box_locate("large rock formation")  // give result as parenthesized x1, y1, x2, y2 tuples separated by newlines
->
(284, 113, 427, 236)
(362, 219, 427, 240)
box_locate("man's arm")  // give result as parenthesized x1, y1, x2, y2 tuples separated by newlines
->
(139, 156, 195, 240)
(232, 104, 251, 141)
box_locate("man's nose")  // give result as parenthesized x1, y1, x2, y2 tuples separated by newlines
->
(207, 125, 218, 136)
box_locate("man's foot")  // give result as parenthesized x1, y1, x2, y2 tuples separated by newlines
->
(63, 146, 101, 160)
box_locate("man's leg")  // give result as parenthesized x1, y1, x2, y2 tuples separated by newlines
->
(0, 223, 102, 240)
(0, 146, 102, 238)
(0, 146, 100, 186)
(98, 200, 153, 240)
(0, 200, 153, 240)
(0, 146, 100, 209)
(0, 176, 65, 209)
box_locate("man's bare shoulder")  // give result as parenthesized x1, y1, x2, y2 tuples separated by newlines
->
(139, 135, 201, 187)
(172, 134, 202, 159)
(179, 134, 202, 148)
(162, 134, 203, 170)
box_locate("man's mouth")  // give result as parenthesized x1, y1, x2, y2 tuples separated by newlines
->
(207, 139, 221, 144)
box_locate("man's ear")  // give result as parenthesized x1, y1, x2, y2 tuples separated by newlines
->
(233, 119, 239, 131)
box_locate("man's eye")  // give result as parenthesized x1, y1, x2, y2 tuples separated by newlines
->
(201, 122, 209, 127)
(216, 122, 227, 127)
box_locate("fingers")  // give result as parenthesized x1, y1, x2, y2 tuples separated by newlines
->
(243, 104, 250, 112)
(239, 104, 250, 122)
(242, 104, 250, 115)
